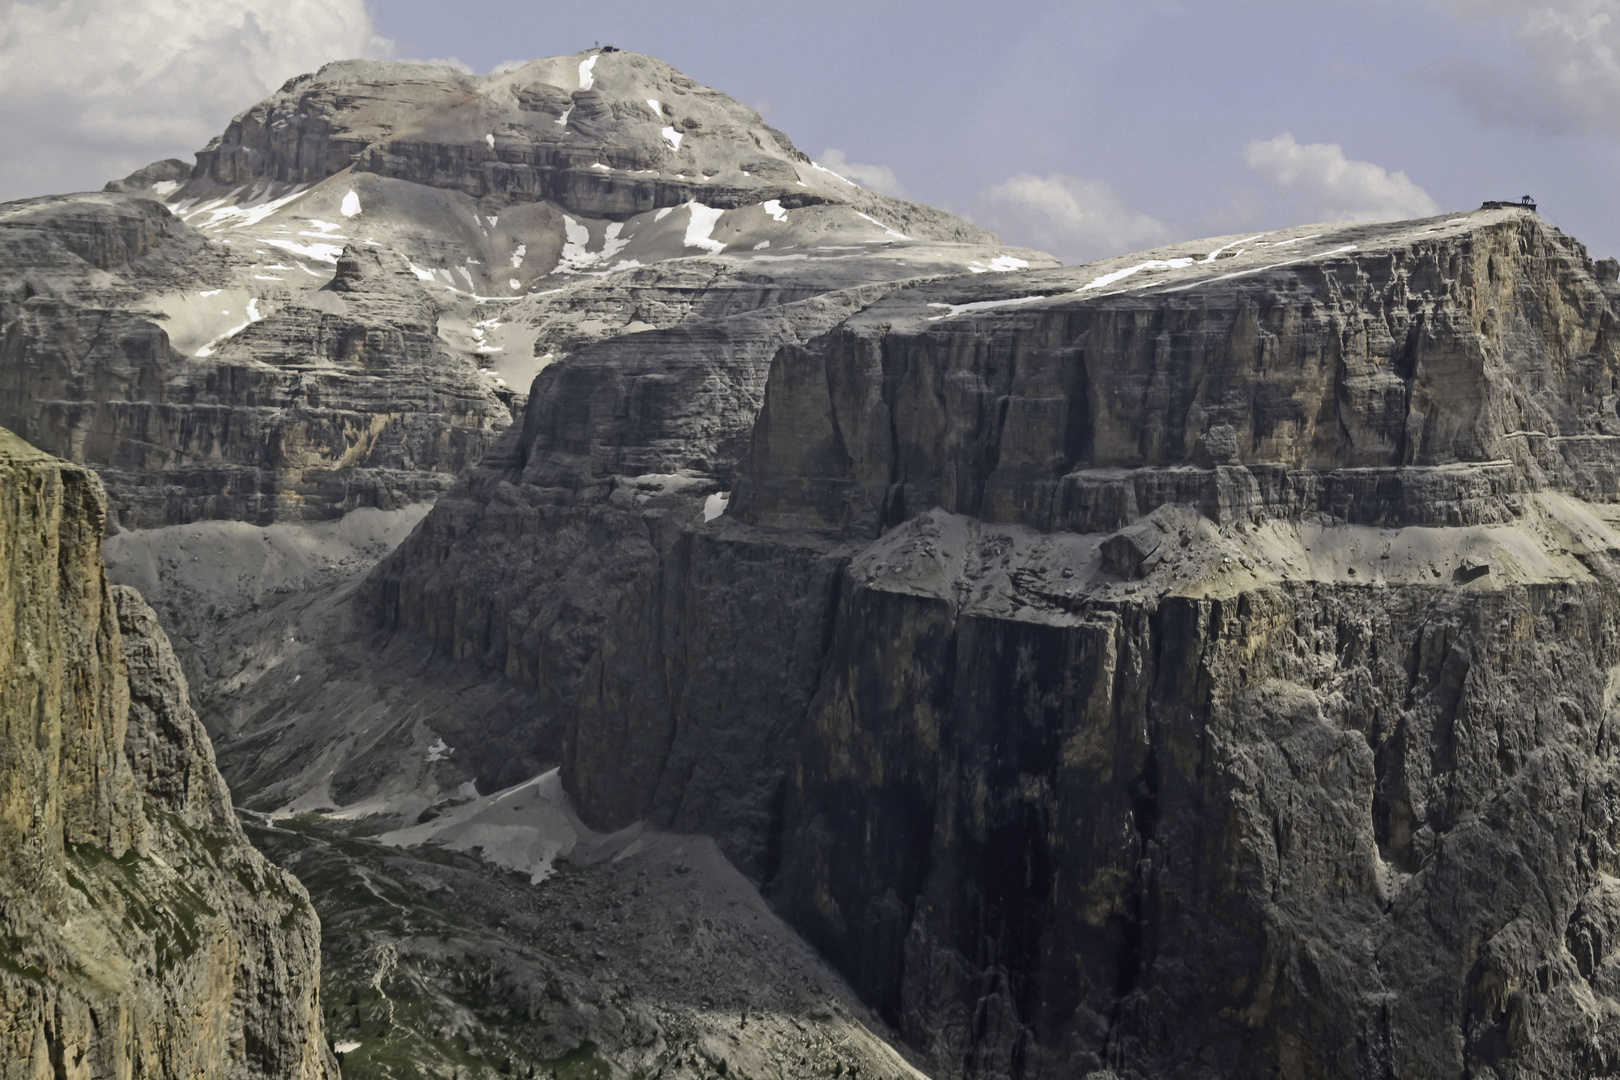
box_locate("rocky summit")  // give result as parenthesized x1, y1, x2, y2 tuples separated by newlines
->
(0, 49, 1047, 530)
(6, 42, 1620, 1080)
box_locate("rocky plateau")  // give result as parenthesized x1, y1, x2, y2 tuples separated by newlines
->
(7, 42, 1620, 1080)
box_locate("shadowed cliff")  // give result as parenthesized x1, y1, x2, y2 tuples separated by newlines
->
(360, 207, 1620, 1078)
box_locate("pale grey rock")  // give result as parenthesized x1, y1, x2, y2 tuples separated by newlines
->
(104, 158, 191, 195)
(0, 51, 1052, 531)
(360, 206, 1620, 1079)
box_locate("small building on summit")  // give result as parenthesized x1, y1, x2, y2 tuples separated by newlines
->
(1482, 195, 1537, 211)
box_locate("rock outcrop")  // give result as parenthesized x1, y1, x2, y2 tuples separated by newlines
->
(361, 207, 1620, 1078)
(0, 50, 1049, 530)
(42, 38, 1620, 1080)
(0, 427, 333, 1079)
(0, 192, 511, 528)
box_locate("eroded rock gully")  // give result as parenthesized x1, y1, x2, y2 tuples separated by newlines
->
(362, 209, 1620, 1077)
(0, 427, 333, 1079)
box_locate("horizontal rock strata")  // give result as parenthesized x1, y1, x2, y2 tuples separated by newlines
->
(1, 51, 1047, 530)
(363, 209, 1620, 1078)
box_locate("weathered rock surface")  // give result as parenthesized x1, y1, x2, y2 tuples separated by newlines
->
(186, 52, 994, 234)
(0, 191, 512, 527)
(52, 38, 1620, 1080)
(244, 777, 930, 1080)
(0, 427, 333, 1079)
(358, 207, 1620, 1078)
(734, 210, 1620, 535)
(0, 50, 1049, 530)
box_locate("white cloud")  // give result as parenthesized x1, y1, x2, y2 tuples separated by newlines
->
(1242, 133, 1440, 223)
(1428, 0, 1620, 139)
(819, 148, 908, 198)
(978, 173, 1169, 263)
(0, 0, 392, 200)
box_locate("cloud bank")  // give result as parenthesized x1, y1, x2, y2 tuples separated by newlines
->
(1429, 0, 1620, 140)
(978, 173, 1169, 263)
(0, 0, 392, 200)
(1243, 133, 1440, 223)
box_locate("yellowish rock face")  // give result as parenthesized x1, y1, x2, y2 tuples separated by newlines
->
(0, 427, 334, 1080)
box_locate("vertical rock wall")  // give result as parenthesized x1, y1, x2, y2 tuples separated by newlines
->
(0, 426, 335, 1080)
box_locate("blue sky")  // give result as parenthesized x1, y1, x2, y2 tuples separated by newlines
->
(3, 0, 1617, 262)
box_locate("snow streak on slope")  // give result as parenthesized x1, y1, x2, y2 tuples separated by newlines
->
(684, 203, 726, 254)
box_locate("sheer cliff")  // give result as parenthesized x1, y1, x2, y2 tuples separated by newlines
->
(0, 50, 1050, 529)
(356, 207, 1620, 1078)
(0, 427, 333, 1079)
(19, 37, 1620, 1080)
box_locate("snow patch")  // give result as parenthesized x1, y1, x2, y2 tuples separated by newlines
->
(264, 238, 342, 263)
(1164, 245, 1360, 293)
(654, 206, 674, 222)
(753, 240, 771, 250)
(683, 203, 726, 254)
(1201, 235, 1265, 263)
(578, 54, 598, 90)
(762, 199, 787, 222)
(408, 263, 436, 281)
(340, 190, 361, 218)
(377, 769, 583, 884)
(987, 255, 1029, 272)
(703, 492, 731, 522)
(151, 180, 179, 197)
(928, 294, 1052, 320)
(195, 298, 264, 357)
(556, 106, 573, 127)
(177, 182, 311, 231)
(509, 278, 520, 290)
(646, 98, 662, 116)
(853, 210, 908, 240)
(1079, 259, 1195, 292)
(600, 221, 630, 259)
(555, 215, 593, 272)
(300, 220, 344, 237)
(510, 244, 526, 268)
(811, 161, 855, 185)
(661, 126, 683, 151)
(199, 289, 222, 297)
(334, 1041, 361, 1055)
(426, 738, 451, 763)
(551, 216, 630, 273)
(485, 133, 495, 148)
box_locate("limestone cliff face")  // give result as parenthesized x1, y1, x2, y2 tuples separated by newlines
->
(363, 209, 1620, 1078)
(1, 52, 1047, 530)
(190, 53, 992, 236)
(0, 427, 333, 1079)
(0, 195, 511, 528)
(734, 211, 1620, 535)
